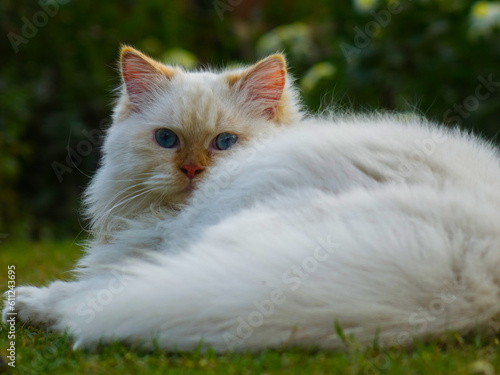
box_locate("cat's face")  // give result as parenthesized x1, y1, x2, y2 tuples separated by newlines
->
(86, 47, 301, 237)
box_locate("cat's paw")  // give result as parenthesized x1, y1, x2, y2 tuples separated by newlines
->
(2, 286, 56, 327)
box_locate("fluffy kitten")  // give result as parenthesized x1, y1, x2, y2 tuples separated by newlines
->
(3, 49, 500, 352)
(85, 47, 301, 243)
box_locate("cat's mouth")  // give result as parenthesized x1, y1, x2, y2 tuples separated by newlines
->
(180, 177, 200, 196)
(183, 179, 199, 194)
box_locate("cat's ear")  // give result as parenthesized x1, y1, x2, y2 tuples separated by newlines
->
(120, 46, 176, 112)
(230, 54, 287, 121)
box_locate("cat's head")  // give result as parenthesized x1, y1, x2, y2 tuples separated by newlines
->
(85, 46, 301, 240)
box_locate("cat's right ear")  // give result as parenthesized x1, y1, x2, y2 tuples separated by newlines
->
(229, 54, 287, 122)
(120, 46, 176, 113)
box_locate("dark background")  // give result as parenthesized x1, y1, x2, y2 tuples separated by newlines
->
(1, 0, 499, 240)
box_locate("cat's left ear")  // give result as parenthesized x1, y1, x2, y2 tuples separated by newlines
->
(230, 54, 287, 121)
(120, 46, 176, 113)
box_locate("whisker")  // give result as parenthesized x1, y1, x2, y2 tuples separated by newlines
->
(95, 182, 150, 214)
(103, 187, 153, 217)
(106, 173, 156, 183)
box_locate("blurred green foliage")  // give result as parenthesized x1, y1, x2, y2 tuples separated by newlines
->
(1, 0, 499, 239)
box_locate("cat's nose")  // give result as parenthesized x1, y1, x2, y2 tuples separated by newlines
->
(180, 164, 204, 180)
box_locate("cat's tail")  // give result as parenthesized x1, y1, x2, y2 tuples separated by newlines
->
(50, 184, 500, 351)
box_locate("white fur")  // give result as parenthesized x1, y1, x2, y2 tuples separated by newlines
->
(4, 115, 500, 352)
(85, 59, 301, 243)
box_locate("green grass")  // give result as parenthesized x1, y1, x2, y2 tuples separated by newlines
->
(1, 241, 499, 374)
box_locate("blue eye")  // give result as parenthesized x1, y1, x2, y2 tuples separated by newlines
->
(214, 133, 238, 150)
(155, 128, 178, 148)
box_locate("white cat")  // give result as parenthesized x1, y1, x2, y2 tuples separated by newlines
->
(3, 48, 500, 352)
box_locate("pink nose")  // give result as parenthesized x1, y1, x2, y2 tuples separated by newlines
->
(180, 164, 204, 179)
